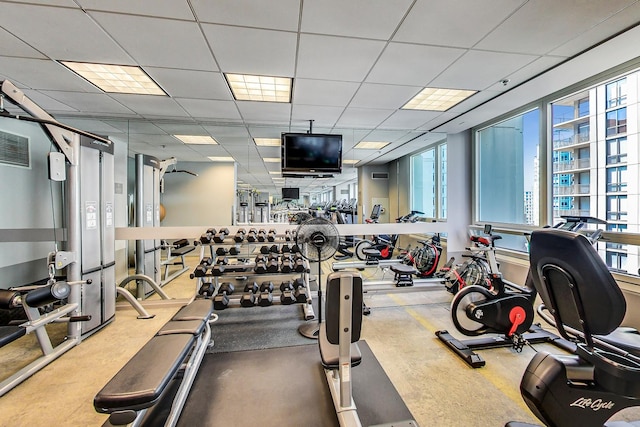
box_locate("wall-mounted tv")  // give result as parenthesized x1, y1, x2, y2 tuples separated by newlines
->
(282, 187, 300, 200)
(281, 133, 342, 174)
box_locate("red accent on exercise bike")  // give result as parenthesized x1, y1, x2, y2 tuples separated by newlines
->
(380, 247, 390, 258)
(508, 306, 526, 337)
(421, 246, 440, 277)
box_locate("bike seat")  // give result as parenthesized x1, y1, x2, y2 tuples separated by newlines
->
(391, 264, 417, 275)
(471, 235, 502, 246)
(595, 327, 640, 357)
(362, 248, 381, 257)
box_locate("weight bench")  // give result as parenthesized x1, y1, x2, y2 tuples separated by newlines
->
(161, 239, 195, 286)
(94, 298, 214, 427)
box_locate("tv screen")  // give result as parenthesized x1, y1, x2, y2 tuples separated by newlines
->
(281, 133, 342, 174)
(282, 187, 300, 200)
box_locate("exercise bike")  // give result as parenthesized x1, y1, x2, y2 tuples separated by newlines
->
(402, 233, 443, 278)
(354, 209, 424, 261)
(436, 216, 605, 368)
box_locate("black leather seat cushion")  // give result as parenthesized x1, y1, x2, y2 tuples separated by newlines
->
(0, 326, 26, 347)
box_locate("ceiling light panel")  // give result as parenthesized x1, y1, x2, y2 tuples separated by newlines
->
(225, 73, 292, 102)
(343, 159, 359, 164)
(262, 157, 280, 163)
(254, 138, 282, 146)
(402, 87, 476, 111)
(174, 135, 218, 144)
(61, 61, 166, 95)
(354, 141, 390, 150)
(208, 156, 234, 162)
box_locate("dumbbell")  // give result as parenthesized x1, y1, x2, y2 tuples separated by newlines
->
(267, 229, 277, 242)
(260, 245, 270, 254)
(216, 247, 229, 256)
(293, 254, 305, 272)
(211, 256, 228, 276)
(254, 254, 267, 274)
(279, 281, 296, 305)
(234, 228, 246, 243)
(280, 254, 293, 273)
(199, 282, 215, 297)
(269, 244, 280, 254)
(214, 228, 230, 243)
(214, 282, 235, 310)
(240, 282, 258, 307)
(293, 278, 308, 303)
(190, 257, 213, 278)
(284, 230, 292, 242)
(291, 244, 301, 253)
(247, 228, 258, 242)
(229, 245, 241, 255)
(257, 229, 267, 242)
(258, 281, 274, 306)
(199, 228, 216, 244)
(266, 254, 279, 273)
(281, 244, 291, 253)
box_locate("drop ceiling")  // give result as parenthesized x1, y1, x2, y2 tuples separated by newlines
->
(1, 0, 639, 195)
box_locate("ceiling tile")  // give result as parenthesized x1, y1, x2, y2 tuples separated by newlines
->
(191, 0, 301, 31)
(366, 42, 465, 86)
(350, 83, 422, 109)
(5, 0, 77, 6)
(21, 90, 79, 112)
(103, 120, 165, 134)
(90, 12, 216, 71)
(485, 56, 566, 90)
(152, 123, 207, 135)
(0, 28, 46, 59)
(57, 118, 125, 135)
(0, 57, 100, 92)
(301, 0, 413, 40)
(145, 68, 230, 99)
(335, 107, 393, 128)
(40, 91, 135, 114)
(394, 0, 525, 48)
(77, 0, 195, 19)
(430, 50, 539, 90)
(204, 126, 251, 139)
(293, 79, 360, 106)
(291, 105, 344, 127)
(108, 94, 189, 117)
(236, 102, 292, 122)
(0, 3, 132, 63)
(176, 98, 242, 121)
(297, 34, 386, 81)
(476, 0, 637, 55)
(379, 110, 442, 130)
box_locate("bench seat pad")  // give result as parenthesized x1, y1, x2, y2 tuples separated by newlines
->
(0, 326, 26, 347)
(171, 246, 194, 256)
(319, 324, 361, 369)
(172, 299, 213, 321)
(157, 319, 205, 336)
(94, 334, 195, 412)
(391, 264, 417, 275)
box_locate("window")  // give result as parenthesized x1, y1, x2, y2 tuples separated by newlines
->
(577, 98, 590, 117)
(606, 137, 627, 164)
(606, 78, 627, 109)
(606, 108, 627, 136)
(606, 166, 627, 192)
(606, 252, 627, 272)
(410, 141, 446, 220)
(607, 195, 627, 221)
(476, 108, 540, 225)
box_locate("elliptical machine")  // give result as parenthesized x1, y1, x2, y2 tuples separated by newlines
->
(436, 216, 605, 368)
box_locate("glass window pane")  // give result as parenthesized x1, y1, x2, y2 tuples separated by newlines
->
(476, 109, 540, 225)
(411, 147, 436, 218)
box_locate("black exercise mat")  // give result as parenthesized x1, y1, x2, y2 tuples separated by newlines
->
(178, 341, 416, 427)
(209, 299, 318, 353)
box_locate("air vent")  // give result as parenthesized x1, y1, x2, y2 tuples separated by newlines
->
(0, 130, 30, 168)
(371, 172, 389, 180)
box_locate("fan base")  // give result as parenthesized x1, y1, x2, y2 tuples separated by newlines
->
(298, 322, 319, 339)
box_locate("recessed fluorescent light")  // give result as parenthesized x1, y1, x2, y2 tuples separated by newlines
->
(225, 73, 292, 102)
(254, 138, 281, 147)
(355, 141, 389, 150)
(269, 171, 281, 175)
(343, 159, 359, 164)
(60, 61, 166, 95)
(402, 87, 476, 111)
(208, 156, 234, 162)
(174, 135, 218, 145)
(263, 157, 280, 163)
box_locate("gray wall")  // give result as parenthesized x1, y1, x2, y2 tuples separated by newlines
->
(160, 161, 236, 226)
(0, 118, 63, 286)
(358, 164, 390, 223)
(445, 131, 473, 257)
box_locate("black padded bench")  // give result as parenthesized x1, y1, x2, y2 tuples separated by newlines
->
(390, 264, 417, 287)
(161, 239, 195, 285)
(94, 299, 213, 426)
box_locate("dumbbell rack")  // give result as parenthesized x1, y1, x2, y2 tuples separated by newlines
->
(192, 228, 315, 320)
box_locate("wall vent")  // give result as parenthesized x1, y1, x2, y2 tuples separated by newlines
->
(371, 172, 389, 180)
(0, 130, 29, 168)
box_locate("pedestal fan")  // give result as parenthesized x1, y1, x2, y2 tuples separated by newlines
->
(295, 217, 340, 339)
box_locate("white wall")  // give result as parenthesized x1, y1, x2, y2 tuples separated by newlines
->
(444, 131, 472, 257)
(160, 161, 236, 226)
(358, 164, 390, 223)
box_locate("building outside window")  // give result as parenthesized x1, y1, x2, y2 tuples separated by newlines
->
(410, 141, 446, 220)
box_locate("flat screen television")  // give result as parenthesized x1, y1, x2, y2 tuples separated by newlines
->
(282, 187, 300, 200)
(281, 133, 342, 174)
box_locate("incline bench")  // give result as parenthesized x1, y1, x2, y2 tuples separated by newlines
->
(94, 298, 213, 427)
(161, 239, 195, 286)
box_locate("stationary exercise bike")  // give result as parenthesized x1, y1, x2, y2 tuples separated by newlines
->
(354, 208, 424, 261)
(508, 228, 640, 427)
(436, 216, 605, 368)
(402, 233, 443, 278)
